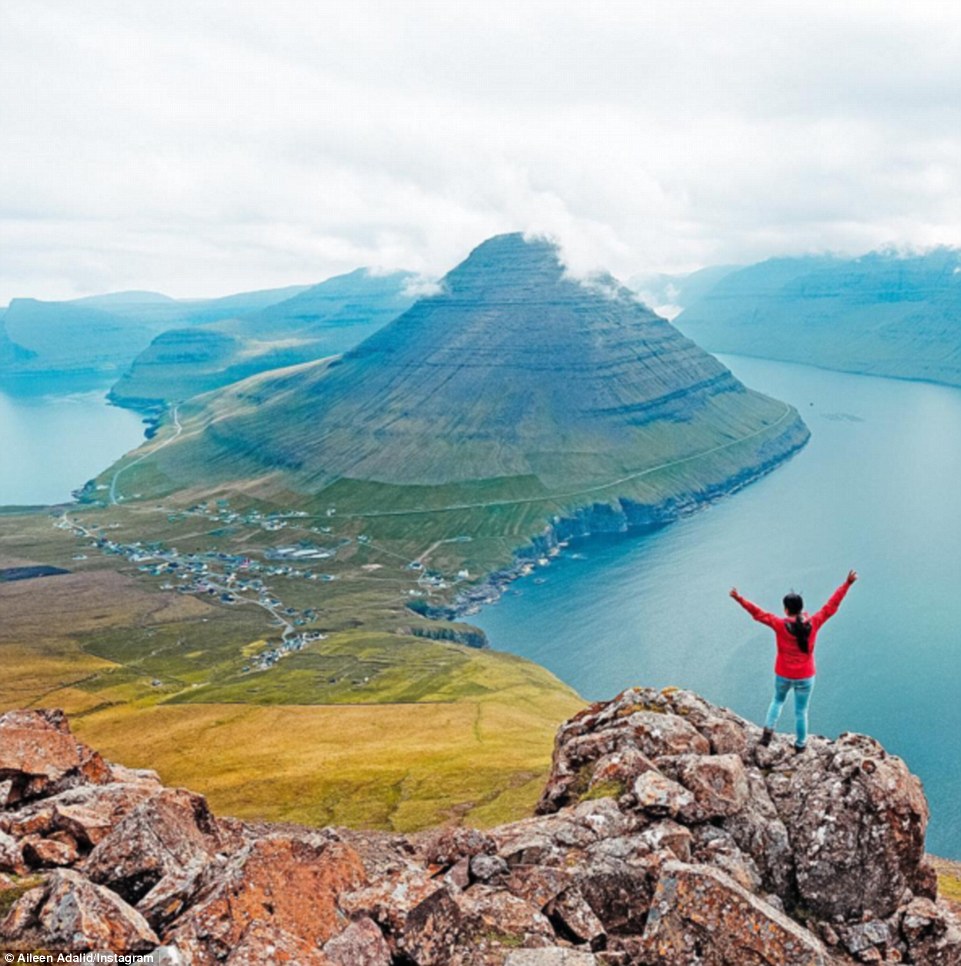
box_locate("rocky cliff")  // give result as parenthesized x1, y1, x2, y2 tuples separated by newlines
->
(2, 692, 958, 964)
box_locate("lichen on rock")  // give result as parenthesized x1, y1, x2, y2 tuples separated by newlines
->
(1, 693, 959, 964)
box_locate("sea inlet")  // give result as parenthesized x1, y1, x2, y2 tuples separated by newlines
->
(473, 355, 961, 858)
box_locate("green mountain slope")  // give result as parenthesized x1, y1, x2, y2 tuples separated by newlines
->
(104, 234, 808, 568)
(109, 270, 416, 409)
(674, 249, 961, 386)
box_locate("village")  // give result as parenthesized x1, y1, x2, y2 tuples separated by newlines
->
(54, 498, 483, 673)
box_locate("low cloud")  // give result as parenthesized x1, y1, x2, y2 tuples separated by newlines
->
(401, 275, 445, 299)
(1, 1, 960, 303)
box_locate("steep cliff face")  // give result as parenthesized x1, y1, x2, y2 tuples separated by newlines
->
(674, 249, 961, 386)
(109, 269, 416, 409)
(118, 233, 808, 513)
(2, 696, 959, 964)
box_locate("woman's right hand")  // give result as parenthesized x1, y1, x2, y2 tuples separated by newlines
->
(846, 569, 858, 585)
(729, 587, 739, 599)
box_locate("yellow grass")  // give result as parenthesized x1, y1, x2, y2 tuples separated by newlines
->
(0, 509, 586, 832)
(73, 672, 582, 831)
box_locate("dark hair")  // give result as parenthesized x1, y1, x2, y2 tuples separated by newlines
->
(783, 592, 812, 653)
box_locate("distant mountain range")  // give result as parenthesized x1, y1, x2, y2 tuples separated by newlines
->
(108, 269, 417, 410)
(670, 248, 961, 386)
(103, 234, 808, 557)
(0, 285, 311, 383)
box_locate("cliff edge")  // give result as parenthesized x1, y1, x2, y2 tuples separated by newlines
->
(2, 691, 959, 965)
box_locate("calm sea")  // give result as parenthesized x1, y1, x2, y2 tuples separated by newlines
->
(473, 356, 961, 858)
(0, 378, 146, 506)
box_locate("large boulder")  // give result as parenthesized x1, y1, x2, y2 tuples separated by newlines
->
(83, 787, 224, 904)
(165, 835, 366, 964)
(1, 697, 957, 965)
(767, 733, 930, 920)
(0, 709, 110, 804)
(637, 861, 836, 965)
(0, 867, 158, 953)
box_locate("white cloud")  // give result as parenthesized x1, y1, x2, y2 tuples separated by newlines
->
(1, 0, 960, 303)
(401, 275, 445, 299)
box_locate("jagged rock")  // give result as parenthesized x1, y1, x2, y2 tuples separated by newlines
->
(0, 829, 25, 874)
(323, 916, 392, 966)
(640, 861, 836, 965)
(504, 865, 574, 909)
(689, 825, 762, 892)
(398, 884, 554, 966)
(1, 698, 956, 965)
(899, 895, 961, 965)
(631, 770, 695, 818)
(655, 752, 749, 820)
(0, 709, 110, 804)
(0, 867, 158, 952)
(21, 833, 79, 867)
(638, 819, 692, 862)
(504, 952, 598, 965)
(339, 850, 442, 941)
(108, 762, 163, 785)
(421, 824, 496, 866)
(470, 853, 509, 883)
(720, 764, 794, 896)
(136, 857, 210, 932)
(587, 748, 656, 792)
(223, 921, 332, 964)
(444, 856, 472, 890)
(572, 866, 656, 937)
(544, 885, 606, 944)
(83, 787, 223, 904)
(768, 733, 930, 920)
(166, 836, 366, 964)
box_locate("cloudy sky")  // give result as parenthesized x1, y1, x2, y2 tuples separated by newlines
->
(2, 0, 960, 303)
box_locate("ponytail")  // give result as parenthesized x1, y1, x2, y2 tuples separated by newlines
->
(782, 591, 812, 654)
(788, 615, 812, 654)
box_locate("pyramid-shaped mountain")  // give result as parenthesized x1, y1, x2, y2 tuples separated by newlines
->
(113, 234, 808, 518)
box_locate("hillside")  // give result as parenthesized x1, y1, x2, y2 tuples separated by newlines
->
(104, 234, 809, 567)
(674, 248, 961, 386)
(0, 284, 311, 384)
(2, 693, 959, 963)
(109, 269, 416, 410)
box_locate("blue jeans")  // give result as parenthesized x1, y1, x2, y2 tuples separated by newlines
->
(764, 675, 815, 747)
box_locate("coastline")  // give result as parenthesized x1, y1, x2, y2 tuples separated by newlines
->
(441, 423, 811, 624)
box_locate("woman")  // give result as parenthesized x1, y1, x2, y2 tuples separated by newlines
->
(730, 570, 858, 752)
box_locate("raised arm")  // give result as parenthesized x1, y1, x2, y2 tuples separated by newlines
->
(811, 570, 858, 630)
(729, 588, 781, 629)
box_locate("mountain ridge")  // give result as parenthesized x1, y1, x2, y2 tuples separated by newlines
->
(2, 692, 959, 963)
(673, 248, 961, 386)
(108, 268, 417, 411)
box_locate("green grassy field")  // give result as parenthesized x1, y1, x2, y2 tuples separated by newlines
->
(0, 506, 583, 830)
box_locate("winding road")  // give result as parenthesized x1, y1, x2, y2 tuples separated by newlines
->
(109, 405, 182, 505)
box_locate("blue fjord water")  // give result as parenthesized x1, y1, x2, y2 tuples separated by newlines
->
(473, 356, 961, 858)
(0, 380, 146, 506)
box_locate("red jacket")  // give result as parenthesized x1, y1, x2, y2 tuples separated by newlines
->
(733, 582, 851, 679)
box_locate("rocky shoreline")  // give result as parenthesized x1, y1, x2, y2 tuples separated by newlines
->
(447, 423, 810, 622)
(3, 686, 958, 964)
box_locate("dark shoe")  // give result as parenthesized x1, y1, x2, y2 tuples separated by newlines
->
(760, 728, 774, 747)
(794, 743, 807, 754)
